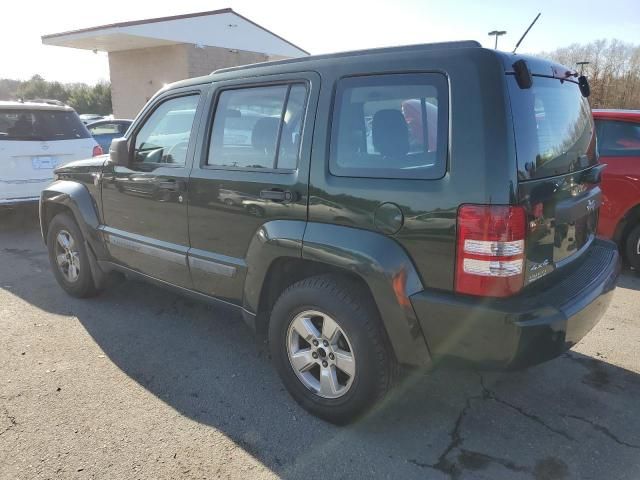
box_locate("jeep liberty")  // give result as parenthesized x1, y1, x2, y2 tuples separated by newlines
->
(40, 41, 620, 423)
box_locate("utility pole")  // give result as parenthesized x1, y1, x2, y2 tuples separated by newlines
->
(488, 30, 507, 49)
(576, 61, 590, 75)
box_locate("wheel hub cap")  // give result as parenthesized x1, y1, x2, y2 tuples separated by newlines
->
(54, 230, 80, 283)
(286, 310, 356, 399)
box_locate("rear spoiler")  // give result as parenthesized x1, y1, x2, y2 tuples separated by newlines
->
(510, 58, 591, 97)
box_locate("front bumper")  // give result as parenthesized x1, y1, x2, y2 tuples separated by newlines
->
(411, 238, 620, 369)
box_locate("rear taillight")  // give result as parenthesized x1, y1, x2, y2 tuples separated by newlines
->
(92, 145, 104, 157)
(455, 205, 526, 298)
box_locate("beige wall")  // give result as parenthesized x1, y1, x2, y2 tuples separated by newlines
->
(109, 44, 291, 119)
(108, 44, 189, 119)
(186, 45, 269, 78)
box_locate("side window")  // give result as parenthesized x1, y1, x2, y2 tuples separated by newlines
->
(207, 83, 308, 170)
(330, 73, 448, 179)
(134, 94, 200, 166)
(596, 120, 640, 157)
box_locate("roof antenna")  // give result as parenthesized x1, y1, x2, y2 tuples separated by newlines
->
(513, 13, 541, 53)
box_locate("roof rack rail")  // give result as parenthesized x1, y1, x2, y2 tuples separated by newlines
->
(27, 98, 67, 107)
(212, 40, 481, 75)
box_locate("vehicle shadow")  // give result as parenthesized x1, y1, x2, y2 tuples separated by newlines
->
(2, 212, 640, 479)
(616, 265, 640, 290)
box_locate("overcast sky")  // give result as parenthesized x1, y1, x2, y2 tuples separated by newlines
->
(2, 0, 639, 84)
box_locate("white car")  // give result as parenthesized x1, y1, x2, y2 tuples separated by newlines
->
(0, 101, 103, 206)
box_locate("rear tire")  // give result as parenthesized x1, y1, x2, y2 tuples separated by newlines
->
(47, 212, 99, 298)
(625, 224, 640, 270)
(268, 274, 395, 424)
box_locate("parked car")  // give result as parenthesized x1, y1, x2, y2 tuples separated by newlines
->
(79, 113, 104, 124)
(40, 42, 620, 423)
(593, 109, 640, 269)
(0, 101, 103, 207)
(86, 119, 132, 153)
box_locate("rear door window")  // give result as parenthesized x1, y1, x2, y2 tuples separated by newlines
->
(0, 109, 90, 141)
(329, 73, 448, 179)
(595, 119, 640, 157)
(508, 76, 596, 180)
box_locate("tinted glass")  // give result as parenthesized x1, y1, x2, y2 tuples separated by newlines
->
(595, 119, 640, 157)
(508, 76, 596, 180)
(0, 109, 90, 141)
(277, 84, 307, 169)
(208, 84, 307, 170)
(330, 73, 448, 179)
(89, 123, 120, 135)
(134, 95, 199, 166)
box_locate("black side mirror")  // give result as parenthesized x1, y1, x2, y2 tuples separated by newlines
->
(109, 137, 130, 166)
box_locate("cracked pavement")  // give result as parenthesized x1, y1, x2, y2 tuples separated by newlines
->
(1, 208, 639, 480)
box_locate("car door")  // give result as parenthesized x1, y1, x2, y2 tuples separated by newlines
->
(100, 88, 205, 288)
(595, 117, 640, 237)
(187, 73, 319, 303)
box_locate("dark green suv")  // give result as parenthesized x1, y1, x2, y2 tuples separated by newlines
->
(40, 41, 620, 423)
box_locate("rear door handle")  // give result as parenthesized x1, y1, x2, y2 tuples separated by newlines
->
(158, 179, 184, 191)
(260, 189, 294, 203)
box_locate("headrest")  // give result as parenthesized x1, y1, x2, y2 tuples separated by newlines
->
(251, 117, 280, 153)
(372, 109, 409, 159)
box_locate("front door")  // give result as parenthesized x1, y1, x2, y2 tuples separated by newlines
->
(187, 73, 319, 303)
(101, 91, 204, 287)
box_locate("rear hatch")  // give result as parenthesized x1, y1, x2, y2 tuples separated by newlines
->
(0, 108, 96, 201)
(508, 74, 600, 285)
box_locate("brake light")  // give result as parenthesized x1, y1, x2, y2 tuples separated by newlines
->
(92, 145, 104, 157)
(455, 205, 526, 297)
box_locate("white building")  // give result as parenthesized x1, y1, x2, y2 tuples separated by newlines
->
(42, 9, 308, 118)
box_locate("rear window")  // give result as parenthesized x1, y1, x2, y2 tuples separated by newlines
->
(508, 76, 596, 180)
(0, 109, 90, 141)
(330, 73, 448, 179)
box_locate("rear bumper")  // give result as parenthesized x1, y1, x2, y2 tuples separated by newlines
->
(411, 238, 620, 369)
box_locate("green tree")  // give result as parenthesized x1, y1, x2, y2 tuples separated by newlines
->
(67, 82, 112, 115)
(16, 75, 70, 104)
(0, 78, 22, 100)
(0, 75, 112, 115)
(538, 39, 640, 109)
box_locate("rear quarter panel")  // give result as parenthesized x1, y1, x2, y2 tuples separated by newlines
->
(306, 47, 516, 292)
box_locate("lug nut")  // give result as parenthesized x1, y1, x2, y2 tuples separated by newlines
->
(323, 340, 329, 347)
(312, 352, 318, 359)
(312, 340, 319, 346)
(322, 360, 328, 368)
(329, 353, 335, 360)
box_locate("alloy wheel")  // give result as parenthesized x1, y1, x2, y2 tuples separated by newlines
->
(286, 310, 356, 399)
(54, 230, 81, 283)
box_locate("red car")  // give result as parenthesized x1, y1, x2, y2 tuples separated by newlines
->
(593, 109, 640, 269)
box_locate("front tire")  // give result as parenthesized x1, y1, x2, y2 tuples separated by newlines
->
(269, 275, 395, 424)
(47, 212, 99, 298)
(625, 224, 640, 270)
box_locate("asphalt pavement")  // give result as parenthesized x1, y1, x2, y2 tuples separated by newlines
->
(1, 207, 639, 480)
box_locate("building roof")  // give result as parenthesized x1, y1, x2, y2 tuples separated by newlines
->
(41, 8, 308, 58)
